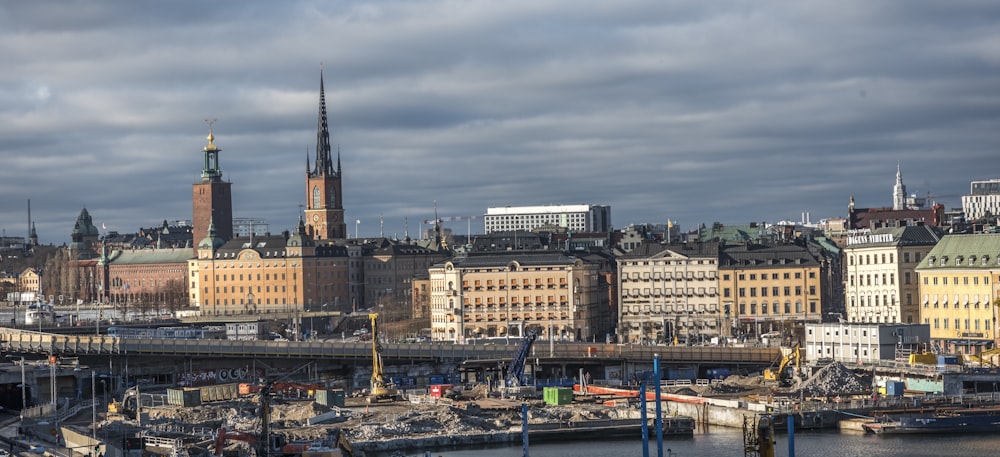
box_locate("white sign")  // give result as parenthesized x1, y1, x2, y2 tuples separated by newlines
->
(846, 233, 895, 246)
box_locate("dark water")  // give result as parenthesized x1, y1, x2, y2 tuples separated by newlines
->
(407, 427, 1000, 457)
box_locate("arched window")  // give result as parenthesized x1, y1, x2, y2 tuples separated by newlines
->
(312, 186, 320, 207)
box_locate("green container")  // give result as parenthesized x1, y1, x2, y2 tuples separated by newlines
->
(543, 387, 573, 405)
(315, 389, 345, 407)
(167, 388, 202, 407)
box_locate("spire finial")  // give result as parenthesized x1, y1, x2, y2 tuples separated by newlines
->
(205, 118, 218, 150)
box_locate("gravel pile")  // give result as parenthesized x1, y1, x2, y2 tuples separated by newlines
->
(793, 362, 868, 397)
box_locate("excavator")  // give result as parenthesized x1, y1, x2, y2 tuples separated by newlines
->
(368, 313, 401, 402)
(763, 344, 801, 386)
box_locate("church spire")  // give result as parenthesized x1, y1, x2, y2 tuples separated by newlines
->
(313, 68, 334, 177)
(893, 163, 907, 210)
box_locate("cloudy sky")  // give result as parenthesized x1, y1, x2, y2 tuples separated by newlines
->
(2, 1, 999, 244)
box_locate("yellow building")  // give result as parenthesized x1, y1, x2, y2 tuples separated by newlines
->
(915, 233, 1000, 352)
(719, 242, 824, 339)
(428, 252, 610, 343)
(189, 218, 348, 316)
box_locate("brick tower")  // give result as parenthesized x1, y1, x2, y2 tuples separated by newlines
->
(305, 70, 347, 241)
(192, 123, 233, 251)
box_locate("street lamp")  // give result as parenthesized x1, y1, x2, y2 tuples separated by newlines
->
(6, 355, 26, 418)
(91, 370, 97, 440)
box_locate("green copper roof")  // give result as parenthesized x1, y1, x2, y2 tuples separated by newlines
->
(915, 233, 1000, 271)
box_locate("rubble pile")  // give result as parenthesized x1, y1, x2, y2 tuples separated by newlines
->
(793, 362, 869, 397)
(713, 374, 764, 394)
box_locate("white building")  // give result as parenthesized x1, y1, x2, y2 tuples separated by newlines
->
(484, 205, 611, 234)
(617, 241, 721, 344)
(804, 322, 930, 365)
(843, 226, 942, 325)
(961, 179, 1000, 221)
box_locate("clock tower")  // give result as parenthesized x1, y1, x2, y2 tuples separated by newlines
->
(193, 123, 233, 251)
(305, 71, 347, 240)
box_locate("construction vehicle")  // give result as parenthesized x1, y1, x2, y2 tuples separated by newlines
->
(763, 344, 801, 386)
(505, 331, 538, 388)
(500, 331, 538, 398)
(368, 313, 401, 402)
(108, 385, 168, 420)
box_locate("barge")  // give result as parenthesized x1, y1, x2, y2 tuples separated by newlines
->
(862, 407, 1000, 434)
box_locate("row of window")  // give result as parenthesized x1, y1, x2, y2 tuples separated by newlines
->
(849, 273, 898, 287)
(924, 317, 992, 332)
(731, 285, 813, 297)
(926, 254, 997, 267)
(204, 273, 293, 282)
(623, 288, 717, 296)
(923, 275, 990, 285)
(733, 271, 812, 281)
(621, 272, 716, 281)
(849, 295, 898, 307)
(738, 302, 817, 315)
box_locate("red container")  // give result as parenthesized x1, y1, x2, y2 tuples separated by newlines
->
(430, 384, 454, 398)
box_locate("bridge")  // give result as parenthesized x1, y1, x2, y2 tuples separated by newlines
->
(0, 328, 779, 401)
(0, 328, 778, 365)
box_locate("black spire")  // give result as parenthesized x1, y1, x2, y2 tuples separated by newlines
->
(314, 69, 334, 177)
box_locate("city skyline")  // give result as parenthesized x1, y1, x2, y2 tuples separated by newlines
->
(2, 1, 998, 244)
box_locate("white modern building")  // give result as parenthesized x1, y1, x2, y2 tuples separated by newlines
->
(484, 205, 611, 234)
(804, 322, 930, 365)
(961, 179, 1000, 221)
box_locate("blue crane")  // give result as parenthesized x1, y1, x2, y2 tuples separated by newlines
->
(505, 331, 538, 387)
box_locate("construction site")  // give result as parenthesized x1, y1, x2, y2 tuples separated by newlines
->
(15, 317, 1000, 457)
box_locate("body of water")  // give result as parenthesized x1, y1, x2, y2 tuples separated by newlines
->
(405, 427, 1000, 457)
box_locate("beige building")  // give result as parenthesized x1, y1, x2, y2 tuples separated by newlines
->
(18, 268, 42, 302)
(429, 252, 610, 343)
(362, 240, 449, 320)
(719, 242, 825, 338)
(189, 219, 348, 316)
(844, 226, 942, 325)
(915, 233, 1000, 352)
(617, 241, 721, 344)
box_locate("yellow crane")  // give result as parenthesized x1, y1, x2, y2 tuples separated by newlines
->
(368, 313, 401, 402)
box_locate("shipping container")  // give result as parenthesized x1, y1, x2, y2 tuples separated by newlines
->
(315, 389, 345, 407)
(200, 383, 241, 402)
(167, 388, 201, 407)
(543, 387, 573, 405)
(885, 381, 906, 397)
(429, 375, 446, 385)
(430, 384, 454, 398)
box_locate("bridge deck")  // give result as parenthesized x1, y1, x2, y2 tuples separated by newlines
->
(0, 328, 778, 365)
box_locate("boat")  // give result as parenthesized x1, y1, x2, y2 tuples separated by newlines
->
(862, 407, 1000, 434)
(24, 303, 58, 325)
